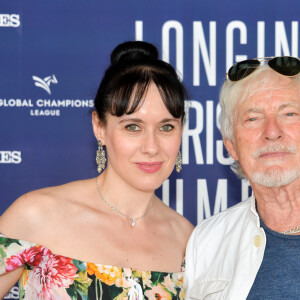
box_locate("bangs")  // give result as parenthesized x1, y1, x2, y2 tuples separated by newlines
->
(106, 66, 186, 120)
(108, 72, 151, 116)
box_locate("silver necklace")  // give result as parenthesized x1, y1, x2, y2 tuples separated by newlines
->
(281, 225, 300, 235)
(95, 178, 155, 227)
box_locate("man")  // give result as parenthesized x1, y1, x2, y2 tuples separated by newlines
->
(185, 57, 300, 299)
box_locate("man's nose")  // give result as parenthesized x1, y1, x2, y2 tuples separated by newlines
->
(264, 117, 284, 141)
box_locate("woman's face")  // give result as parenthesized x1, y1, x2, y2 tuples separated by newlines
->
(93, 83, 183, 192)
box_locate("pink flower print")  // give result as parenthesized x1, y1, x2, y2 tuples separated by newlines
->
(7, 245, 76, 299)
(6, 246, 41, 271)
(25, 250, 77, 299)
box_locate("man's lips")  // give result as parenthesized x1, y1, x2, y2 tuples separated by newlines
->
(136, 162, 163, 173)
(252, 144, 297, 159)
(259, 151, 289, 159)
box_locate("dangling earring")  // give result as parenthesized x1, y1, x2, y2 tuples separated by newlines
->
(96, 140, 106, 173)
(176, 150, 182, 173)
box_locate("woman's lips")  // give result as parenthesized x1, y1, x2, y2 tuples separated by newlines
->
(136, 162, 163, 173)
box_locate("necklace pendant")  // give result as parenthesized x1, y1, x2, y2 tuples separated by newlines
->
(131, 219, 135, 227)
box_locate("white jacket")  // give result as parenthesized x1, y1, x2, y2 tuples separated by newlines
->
(184, 195, 266, 300)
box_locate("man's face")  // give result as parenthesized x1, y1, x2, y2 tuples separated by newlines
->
(225, 78, 300, 187)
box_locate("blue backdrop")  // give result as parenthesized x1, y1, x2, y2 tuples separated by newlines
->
(1, 0, 300, 297)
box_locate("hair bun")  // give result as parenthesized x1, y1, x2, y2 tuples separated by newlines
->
(111, 41, 159, 65)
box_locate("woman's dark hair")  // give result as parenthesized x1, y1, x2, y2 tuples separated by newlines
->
(94, 41, 188, 123)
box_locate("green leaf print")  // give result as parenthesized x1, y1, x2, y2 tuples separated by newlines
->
(0, 247, 6, 259)
(67, 271, 92, 300)
(66, 285, 77, 300)
(0, 238, 20, 248)
(72, 259, 87, 273)
(151, 272, 164, 285)
(19, 286, 26, 300)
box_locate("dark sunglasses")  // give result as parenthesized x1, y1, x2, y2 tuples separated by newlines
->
(227, 56, 300, 81)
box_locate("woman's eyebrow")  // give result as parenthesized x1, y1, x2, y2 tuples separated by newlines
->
(118, 118, 143, 124)
(159, 118, 180, 123)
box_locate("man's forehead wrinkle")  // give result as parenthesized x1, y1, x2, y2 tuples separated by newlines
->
(243, 93, 273, 112)
(242, 71, 298, 104)
(247, 85, 300, 106)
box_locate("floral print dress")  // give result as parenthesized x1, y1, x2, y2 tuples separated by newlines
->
(0, 235, 185, 299)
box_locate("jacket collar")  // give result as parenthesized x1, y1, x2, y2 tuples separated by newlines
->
(250, 193, 261, 228)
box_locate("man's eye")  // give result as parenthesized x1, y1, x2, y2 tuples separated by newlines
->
(247, 117, 257, 122)
(286, 112, 295, 116)
(160, 124, 174, 131)
(126, 124, 140, 132)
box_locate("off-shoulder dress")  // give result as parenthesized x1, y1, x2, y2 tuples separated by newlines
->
(0, 235, 185, 299)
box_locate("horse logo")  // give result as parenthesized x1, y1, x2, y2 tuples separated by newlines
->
(32, 74, 58, 95)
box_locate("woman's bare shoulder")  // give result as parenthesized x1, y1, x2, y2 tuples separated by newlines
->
(158, 200, 194, 237)
(0, 178, 94, 241)
(172, 210, 195, 237)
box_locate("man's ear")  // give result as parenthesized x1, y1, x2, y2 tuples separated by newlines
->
(92, 111, 106, 144)
(224, 138, 238, 161)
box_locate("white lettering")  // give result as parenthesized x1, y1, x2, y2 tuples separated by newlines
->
(0, 151, 22, 164)
(0, 14, 10, 27)
(197, 179, 228, 222)
(30, 109, 60, 116)
(275, 21, 298, 57)
(0, 14, 20, 27)
(0, 99, 33, 107)
(36, 99, 43, 107)
(214, 179, 228, 214)
(162, 179, 183, 215)
(206, 101, 214, 164)
(162, 180, 169, 206)
(193, 21, 216, 86)
(135, 21, 143, 41)
(4, 286, 19, 298)
(12, 151, 22, 164)
(182, 100, 204, 165)
(226, 21, 248, 71)
(257, 21, 265, 58)
(10, 14, 20, 27)
(176, 179, 184, 215)
(197, 179, 210, 222)
(162, 20, 184, 80)
(216, 103, 232, 165)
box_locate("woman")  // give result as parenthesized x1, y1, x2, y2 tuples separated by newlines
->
(0, 41, 194, 299)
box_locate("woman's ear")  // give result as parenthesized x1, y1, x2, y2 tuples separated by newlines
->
(92, 111, 106, 144)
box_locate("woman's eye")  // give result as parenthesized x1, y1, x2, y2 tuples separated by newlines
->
(160, 124, 174, 131)
(126, 124, 140, 132)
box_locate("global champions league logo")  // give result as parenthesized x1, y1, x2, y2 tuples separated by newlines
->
(0, 73, 94, 117)
(32, 74, 58, 95)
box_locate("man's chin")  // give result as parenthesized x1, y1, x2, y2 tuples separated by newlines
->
(250, 169, 300, 188)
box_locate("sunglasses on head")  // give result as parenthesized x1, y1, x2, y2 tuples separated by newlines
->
(227, 56, 300, 81)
